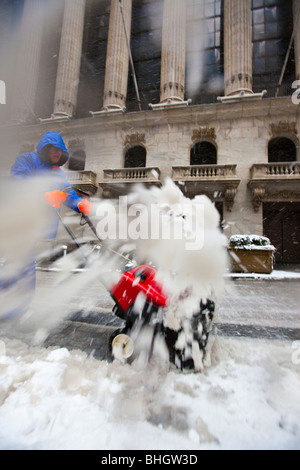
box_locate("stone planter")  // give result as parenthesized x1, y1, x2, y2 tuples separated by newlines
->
(229, 235, 275, 274)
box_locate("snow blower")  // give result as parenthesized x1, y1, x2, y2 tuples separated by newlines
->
(55, 203, 215, 372)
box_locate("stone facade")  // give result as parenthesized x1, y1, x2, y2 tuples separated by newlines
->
(2, 96, 299, 234)
(0, 0, 299, 262)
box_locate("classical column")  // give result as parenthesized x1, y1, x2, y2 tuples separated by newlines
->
(10, 0, 44, 122)
(53, 0, 86, 118)
(160, 0, 187, 103)
(293, 0, 300, 81)
(224, 0, 253, 96)
(102, 0, 132, 111)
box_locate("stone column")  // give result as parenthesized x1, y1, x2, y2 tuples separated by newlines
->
(53, 0, 86, 118)
(293, 0, 300, 81)
(103, 0, 132, 110)
(224, 0, 253, 96)
(160, 0, 186, 103)
(10, 0, 44, 122)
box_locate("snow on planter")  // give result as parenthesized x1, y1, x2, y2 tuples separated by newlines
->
(229, 235, 276, 274)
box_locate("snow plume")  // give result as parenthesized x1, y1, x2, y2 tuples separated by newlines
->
(0, 178, 47, 322)
(0, 175, 228, 372)
(96, 177, 228, 307)
(0, 176, 120, 342)
(131, 178, 228, 300)
(122, 179, 228, 369)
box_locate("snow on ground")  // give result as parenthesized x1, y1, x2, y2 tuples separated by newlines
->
(0, 334, 299, 450)
(228, 270, 300, 280)
(0, 179, 299, 450)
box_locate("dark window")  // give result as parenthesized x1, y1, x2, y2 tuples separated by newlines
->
(68, 150, 86, 171)
(268, 137, 297, 162)
(186, 0, 224, 104)
(76, 0, 110, 118)
(124, 145, 147, 168)
(128, 0, 163, 112)
(190, 141, 217, 165)
(252, 0, 295, 97)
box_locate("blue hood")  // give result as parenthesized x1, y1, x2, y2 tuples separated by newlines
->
(36, 131, 69, 167)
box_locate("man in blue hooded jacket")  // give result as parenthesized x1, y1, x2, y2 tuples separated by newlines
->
(1, 131, 92, 319)
(11, 131, 91, 220)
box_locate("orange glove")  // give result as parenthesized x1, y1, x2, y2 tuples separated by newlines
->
(45, 190, 68, 208)
(78, 198, 92, 215)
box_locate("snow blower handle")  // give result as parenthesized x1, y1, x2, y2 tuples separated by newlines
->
(80, 213, 133, 264)
(55, 186, 133, 264)
(81, 213, 103, 244)
(53, 207, 89, 263)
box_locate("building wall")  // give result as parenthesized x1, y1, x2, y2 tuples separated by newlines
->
(0, 0, 299, 254)
(1, 96, 299, 236)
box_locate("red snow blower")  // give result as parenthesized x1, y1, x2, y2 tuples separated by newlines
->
(109, 262, 215, 371)
(55, 202, 215, 371)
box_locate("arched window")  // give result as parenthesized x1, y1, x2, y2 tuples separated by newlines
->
(268, 137, 297, 163)
(190, 141, 217, 165)
(124, 145, 147, 168)
(68, 149, 86, 171)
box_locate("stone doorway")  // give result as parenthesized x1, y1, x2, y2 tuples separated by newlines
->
(263, 202, 300, 264)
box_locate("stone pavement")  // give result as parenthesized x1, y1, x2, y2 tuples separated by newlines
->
(33, 266, 300, 360)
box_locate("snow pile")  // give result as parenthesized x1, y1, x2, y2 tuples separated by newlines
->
(229, 234, 275, 251)
(0, 335, 299, 450)
(126, 179, 229, 369)
(132, 178, 228, 299)
(228, 270, 300, 280)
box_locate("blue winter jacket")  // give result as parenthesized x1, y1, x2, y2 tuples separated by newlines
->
(11, 131, 83, 239)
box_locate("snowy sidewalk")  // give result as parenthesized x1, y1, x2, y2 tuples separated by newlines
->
(1, 269, 300, 450)
(33, 267, 300, 360)
(219, 275, 300, 329)
(35, 267, 300, 329)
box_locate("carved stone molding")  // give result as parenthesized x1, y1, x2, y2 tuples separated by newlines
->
(224, 187, 238, 212)
(270, 121, 297, 136)
(68, 137, 85, 152)
(124, 133, 146, 147)
(250, 187, 266, 212)
(192, 128, 216, 142)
